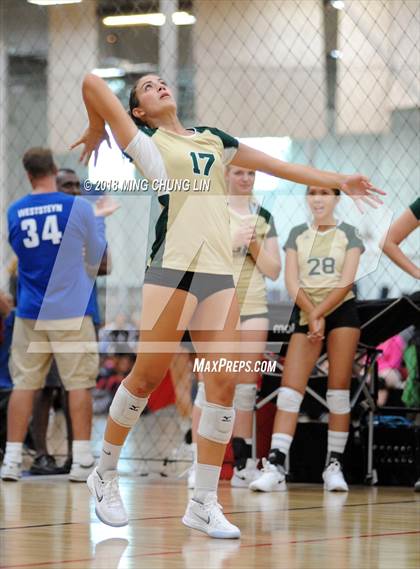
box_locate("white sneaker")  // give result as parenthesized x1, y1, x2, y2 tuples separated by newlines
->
(87, 468, 128, 527)
(187, 464, 196, 490)
(69, 460, 95, 482)
(249, 458, 286, 492)
(0, 461, 21, 481)
(231, 459, 259, 488)
(182, 496, 241, 539)
(323, 460, 349, 492)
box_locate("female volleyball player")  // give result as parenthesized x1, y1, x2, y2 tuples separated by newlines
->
(72, 73, 382, 537)
(381, 198, 420, 280)
(250, 186, 364, 493)
(381, 197, 419, 491)
(190, 166, 281, 489)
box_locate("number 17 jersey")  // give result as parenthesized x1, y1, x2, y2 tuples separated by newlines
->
(284, 221, 364, 325)
(124, 126, 238, 275)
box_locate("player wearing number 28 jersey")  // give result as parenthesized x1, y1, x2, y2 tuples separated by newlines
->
(285, 220, 364, 326)
(250, 187, 364, 495)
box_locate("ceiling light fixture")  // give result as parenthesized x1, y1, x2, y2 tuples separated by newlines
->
(172, 11, 196, 25)
(27, 0, 83, 6)
(103, 13, 166, 27)
(103, 11, 196, 27)
(92, 68, 126, 79)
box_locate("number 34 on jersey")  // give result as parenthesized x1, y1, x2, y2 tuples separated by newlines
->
(21, 215, 62, 248)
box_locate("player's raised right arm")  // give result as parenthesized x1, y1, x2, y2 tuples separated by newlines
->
(72, 73, 138, 164)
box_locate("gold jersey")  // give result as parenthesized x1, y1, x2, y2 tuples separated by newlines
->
(284, 222, 364, 325)
(229, 202, 277, 316)
(125, 126, 238, 275)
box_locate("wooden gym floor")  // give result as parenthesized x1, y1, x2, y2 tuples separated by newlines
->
(1, 477, 419, 569)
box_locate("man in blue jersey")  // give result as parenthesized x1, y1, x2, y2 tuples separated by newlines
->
(29, 167, 110, 476)
(1, 147, 118, 482)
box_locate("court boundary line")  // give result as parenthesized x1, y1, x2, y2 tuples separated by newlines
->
(0, 498, 418, 532)
(1, 528, 420, 569)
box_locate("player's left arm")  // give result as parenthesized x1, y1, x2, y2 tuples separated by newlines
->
(380, 207, 420, 279)
(248, 236, 281, 280)
(309, 248, 361, 321)
(231, 143, 384, 209)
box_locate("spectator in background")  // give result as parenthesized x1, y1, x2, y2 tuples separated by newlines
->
(29, 168, 111, 475)
(98, 313, 138, 354)
(377, 334, 406, 407)
(0, 292, 14, 463)
(93, 351, 136, 415)
(1, 147, 118, 483)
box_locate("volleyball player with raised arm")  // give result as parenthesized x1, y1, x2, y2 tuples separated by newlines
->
(72, 73, 383, 537)
(250, 186, 364, 493)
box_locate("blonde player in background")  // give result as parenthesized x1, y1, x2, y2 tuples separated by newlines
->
(190, 165, 280, 489)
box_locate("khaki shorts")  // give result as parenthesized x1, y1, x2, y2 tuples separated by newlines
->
(10, 316, 99, 391)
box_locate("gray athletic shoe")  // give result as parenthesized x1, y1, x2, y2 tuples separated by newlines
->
(0, 461, 21, 481)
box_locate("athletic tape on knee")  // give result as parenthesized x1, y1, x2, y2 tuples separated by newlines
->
(326, 389, 350, 415)
(233, 383, 257, 411)
(109, 383, 148, 428)
(194, 381, 206, 410)
(276, 387, 303, 413)
(197, 402, 235, 444)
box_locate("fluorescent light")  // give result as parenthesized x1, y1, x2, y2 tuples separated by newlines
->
(330, 0, 345, 9)
(103, 11, 196, 27)
(27, 0, 82, 5)
(92, 68, 125, 79)
(103, 13, 166, 27)
(172, 11, 196, 25)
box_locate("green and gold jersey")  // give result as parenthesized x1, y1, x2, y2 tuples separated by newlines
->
(125, 126, 238, 275)
(229, 201, 277, 316)
(409, 197, 420, 221)
(284, 221, 364, 325)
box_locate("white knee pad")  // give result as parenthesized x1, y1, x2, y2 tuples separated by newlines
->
(327, 389, 350, 415)
(233, 383, 257, 411)
(276, 387, 303, 413)
(197, 402, 235, 444)
(109, 383, 148, 428)
(194, 381, 206, 410)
